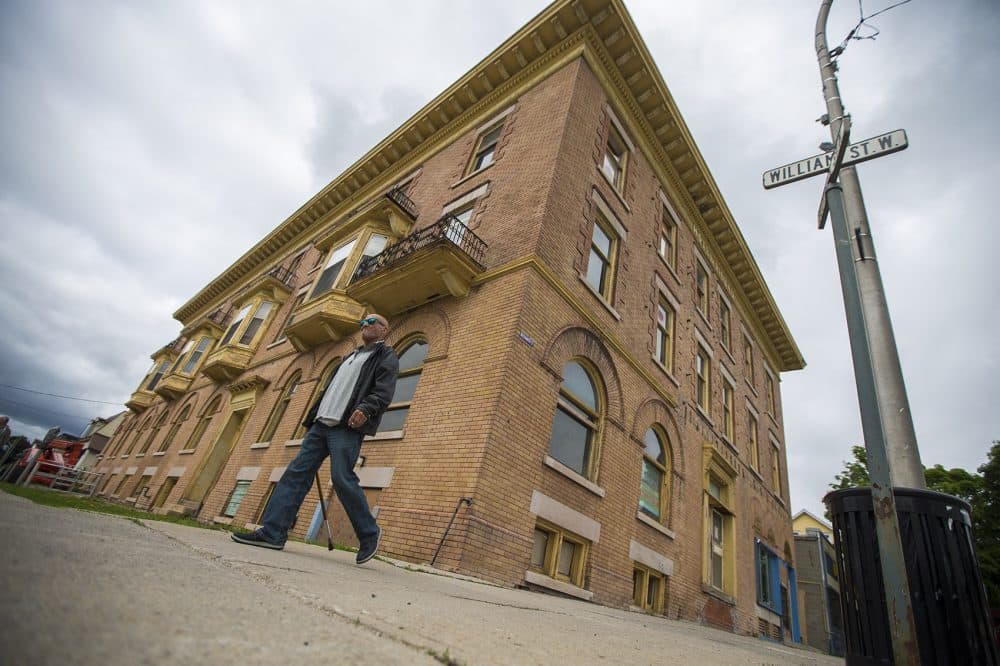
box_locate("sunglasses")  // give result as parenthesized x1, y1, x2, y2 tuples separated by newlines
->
(359, 317, 382, 328)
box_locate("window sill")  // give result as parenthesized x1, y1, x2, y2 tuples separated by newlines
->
(651, 357, 680, 388)
(178, 449, 196, 456)
(695, 308, 713, 331)
(213, 516, 234, 526)
(544, 456, 605, 498)
(125, 497, 138, 504)
(657, 254, 680, 284)
(749, 467, 764, 483)
(577, 275, 622, 321)
(451, 161, 495, 189)
(720, 437, 740, 457)
(134, 454, 145, 459)
(695, 406, 714, 428)
(249, 442, 270, 450)
(636, 511, 675, 540)
(628, 604, 663, 616)
(745, 379, 759, 398)
(701, 584, 735, 606)
(266, 339, 289, 350)
(770, 491, 786, 508)
(766, 411, 780, 429)
(597, 166, 631, 213)
(365, 430, 404, 442)
(721, 345, 736, 367)
(524, 570, 594, 601)
(152, 452, 166, 457)
(119, 455, 128, 459)
(284, 439, 303, 448)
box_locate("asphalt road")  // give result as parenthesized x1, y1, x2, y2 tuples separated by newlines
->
(0, 491, 844, 665)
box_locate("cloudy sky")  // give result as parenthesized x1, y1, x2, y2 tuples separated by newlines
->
(1, 0, 996, 519)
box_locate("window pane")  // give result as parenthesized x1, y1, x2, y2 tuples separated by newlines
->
(647, 575, 660, 608)
(239, 302, 272, 345)
(556, 540, 576, 577)
(561, 362, 596, 411)
(633, 569, 644, 606)
(398, 342, 428, 373)
(363, 234, 387, 258)
(182, 337, 212, 374)
(377, 406, 408, 432)
(586, 250, 607, 293)
(312, 240, 357, 296)
(531, 529, 548, 568)
(643, 429, 664, 464)
(549, 407, 590, 476)
(171, 340, 194, 372)
(712, 552, 724, 589)
(224, 480, 251, 517)
(221, 305, 251, 346)
(392, 373, 420, 404)
(639, 460, 662, 519)
(592, 223, 612, 256)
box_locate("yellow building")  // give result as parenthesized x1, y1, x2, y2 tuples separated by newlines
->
(96, 0, 805, 640)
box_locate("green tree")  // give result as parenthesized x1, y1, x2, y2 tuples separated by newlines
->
(827, 441, 1000, 604)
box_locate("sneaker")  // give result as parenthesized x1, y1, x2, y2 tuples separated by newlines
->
(231, 530, 284, 550)
(356, 526, 382, 564)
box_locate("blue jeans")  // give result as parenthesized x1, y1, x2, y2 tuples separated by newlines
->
(259, 422, 377, 545)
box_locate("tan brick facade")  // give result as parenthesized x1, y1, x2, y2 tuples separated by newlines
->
(95, 0, 805, 641)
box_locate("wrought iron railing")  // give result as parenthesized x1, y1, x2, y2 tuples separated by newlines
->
(385, 186, 419, 220)
(163, 337, 186, 353)
(207, 307, 232, 328)
(265, 264, 296, 289)
(353, 214, 487, 282)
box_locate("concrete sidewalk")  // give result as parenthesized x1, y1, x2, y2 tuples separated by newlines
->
(0, 491, 843, 665)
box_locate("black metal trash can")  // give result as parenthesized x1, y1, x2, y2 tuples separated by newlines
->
(824, 487, 999, 665)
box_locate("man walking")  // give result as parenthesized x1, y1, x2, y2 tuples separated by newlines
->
(232, 314, 398, 564)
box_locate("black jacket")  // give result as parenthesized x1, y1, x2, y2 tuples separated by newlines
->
(302, 342, 400, 436)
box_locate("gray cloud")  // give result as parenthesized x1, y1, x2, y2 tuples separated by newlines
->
(1, 1, 996, 520)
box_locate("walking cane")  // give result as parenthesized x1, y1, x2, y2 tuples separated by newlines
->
(314, 473, 334, 551)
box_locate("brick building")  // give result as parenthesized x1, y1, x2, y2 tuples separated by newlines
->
(94, 0, 805, 640)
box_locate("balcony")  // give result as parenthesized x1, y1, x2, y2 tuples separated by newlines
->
(313, 187, 420, 251)
(200, 345, 254, 383)
(240, 264, 296, 305)
(126, 388, 156, 413)
(154, 372, 193, 401)
(283, 291, 367, 351)
(347, 214, 487, 316)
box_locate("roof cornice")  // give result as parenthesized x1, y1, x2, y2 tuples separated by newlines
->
(174, 0, 803, 371)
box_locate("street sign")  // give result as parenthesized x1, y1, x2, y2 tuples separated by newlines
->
(762, 129, 908, 189)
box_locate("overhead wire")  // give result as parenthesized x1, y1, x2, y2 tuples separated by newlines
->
(0, 383, 123, 406)
(834, 0, 912, 57)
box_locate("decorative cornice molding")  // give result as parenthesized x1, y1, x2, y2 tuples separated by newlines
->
(173, 0, 802, 372)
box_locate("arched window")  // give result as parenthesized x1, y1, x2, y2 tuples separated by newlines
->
(639, 427, 671, 522)
(139, 411, 170, 454)
(259, 372, 301, 444)
(107, 416, 137, 456)
(123, 415, 153, 456)
(184, 396, 222, 451)
(378, 340, 428, 433)
(548, 361, 601, 478)
(158, 404, 193, 453)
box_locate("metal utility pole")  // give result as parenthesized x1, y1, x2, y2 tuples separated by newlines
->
(816, 0, 925, 490)
(815, 1, 922, 663)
